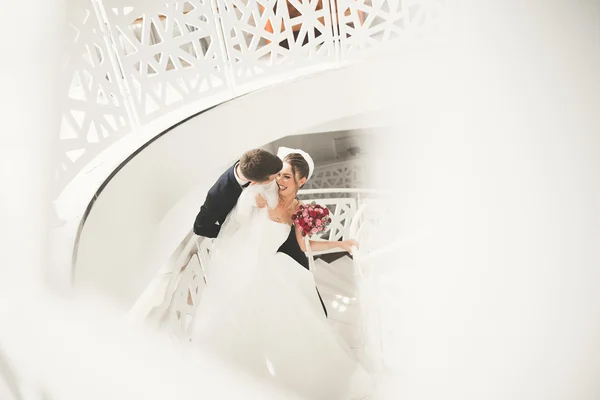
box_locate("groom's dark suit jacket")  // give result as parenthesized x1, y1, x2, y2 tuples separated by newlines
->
(193, 162, 328, 317)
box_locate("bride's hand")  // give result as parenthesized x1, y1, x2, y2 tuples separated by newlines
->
(340, 239, 359, 254)
(256, 194, 267, 208)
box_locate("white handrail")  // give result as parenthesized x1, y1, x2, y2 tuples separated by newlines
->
(299, 188, 387, 195)
(304, 236, 317, 274)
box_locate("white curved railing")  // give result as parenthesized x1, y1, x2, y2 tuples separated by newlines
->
(58, 0, 447, 194)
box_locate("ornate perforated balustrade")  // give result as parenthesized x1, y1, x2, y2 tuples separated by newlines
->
(59, 0, 446, 194)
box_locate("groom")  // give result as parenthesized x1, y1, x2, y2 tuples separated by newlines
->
(193, 148, 328, 317)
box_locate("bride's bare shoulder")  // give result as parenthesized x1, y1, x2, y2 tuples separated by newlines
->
(292, 199, 305, 212)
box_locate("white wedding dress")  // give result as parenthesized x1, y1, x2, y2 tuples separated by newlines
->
(191, 181, 373, 399)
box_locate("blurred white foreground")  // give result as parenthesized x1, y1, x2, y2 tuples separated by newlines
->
(0, 282, 306, 400)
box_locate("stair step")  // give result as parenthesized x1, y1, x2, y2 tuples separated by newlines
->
(313, 257, 365, 350)
(318, 286, 360, 325)
(327, 256, 357, 278)
(314, 257, 352, 278)
(319, 261, 356, 290)
(313, 259, 356, 294)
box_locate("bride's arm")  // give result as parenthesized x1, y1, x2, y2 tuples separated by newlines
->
(294, 224, 358, 254)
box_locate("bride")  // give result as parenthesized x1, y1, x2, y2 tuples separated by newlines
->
(191, 148, 373, 399)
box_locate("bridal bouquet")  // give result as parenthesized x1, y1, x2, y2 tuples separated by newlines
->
(292, 202, 332, 237)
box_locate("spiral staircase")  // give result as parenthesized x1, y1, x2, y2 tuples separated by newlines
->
(0, 0, 447, 398)
(55, 0, 446, 348)
(4, 0, 600, 399)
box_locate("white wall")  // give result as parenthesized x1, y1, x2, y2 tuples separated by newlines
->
(271, 127, 389, 164)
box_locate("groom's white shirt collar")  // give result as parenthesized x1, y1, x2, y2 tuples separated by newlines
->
(234, 162, 249, 187)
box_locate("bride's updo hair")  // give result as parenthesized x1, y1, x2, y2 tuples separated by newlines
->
(283, 153, 310, 188)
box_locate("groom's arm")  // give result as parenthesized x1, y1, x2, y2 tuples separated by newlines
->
(193, 175, 229, 238)
(193, 165, 240, 238)
(193, 191, 222, 238)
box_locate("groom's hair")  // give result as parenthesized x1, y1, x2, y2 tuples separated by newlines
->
(240, 149, 283, 182)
